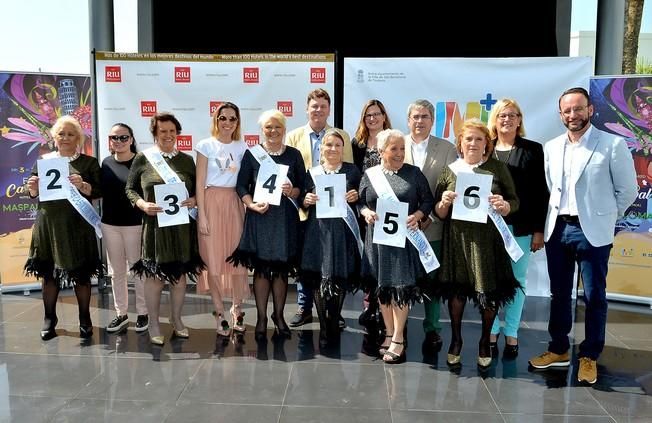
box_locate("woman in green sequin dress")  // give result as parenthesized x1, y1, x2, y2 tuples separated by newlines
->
(125, 112, 203, 345)
(433, 119, 519, 369)
(25, 116, 102, 340)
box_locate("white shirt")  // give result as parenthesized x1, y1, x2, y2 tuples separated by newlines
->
(195, 137, 247, 188)
(410, 136, 429, 170)
(559, 125, 593, 216)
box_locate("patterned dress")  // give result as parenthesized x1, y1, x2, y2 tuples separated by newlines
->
(358, 164, 434, 306)
(228, 146, 305, 279)
(299, 162, 362, 296)
(433, 158, 520, 308)
(125, 151, 203, 283)
(24, 154, 103, 287)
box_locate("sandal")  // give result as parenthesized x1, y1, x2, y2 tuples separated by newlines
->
(379, 334, 393, 356)
(383, 341, 406, 364)
(231, 304, 246, 333)
(216, 312, 231, 337)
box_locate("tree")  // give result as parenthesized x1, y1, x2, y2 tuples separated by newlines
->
(623, 0, 645, 74)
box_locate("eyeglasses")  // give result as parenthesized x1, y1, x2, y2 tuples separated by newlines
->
(497, 113, 520, 120)
(364, 112, 383, 119)
(218, 116, 238, 122)
(560, 105, 589, 116)
(109, 135, 130, 142)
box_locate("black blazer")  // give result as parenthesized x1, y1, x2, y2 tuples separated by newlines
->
(495, 136, 549, 237)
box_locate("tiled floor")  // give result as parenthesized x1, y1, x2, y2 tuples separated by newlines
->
(0, 282, 650, 422)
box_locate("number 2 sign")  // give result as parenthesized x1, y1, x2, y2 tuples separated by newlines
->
(37, 157, 70, 202)
(372, 198, 408, 247)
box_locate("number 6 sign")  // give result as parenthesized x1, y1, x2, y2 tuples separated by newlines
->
(373, 198, 408, 247)
(154, 182, 189, 227)
(452, 171, 492, 223)
(37, 157, 70, 202)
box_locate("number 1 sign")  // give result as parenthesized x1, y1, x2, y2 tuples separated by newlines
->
(37, 157, 70, 201)
(314, 173, 346, 218)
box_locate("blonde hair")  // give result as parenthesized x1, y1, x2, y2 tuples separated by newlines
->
(456, 119, 494, 160)
(51, 115, 85, 149)
(487, 98, 526, 139)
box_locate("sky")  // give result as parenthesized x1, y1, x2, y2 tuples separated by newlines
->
(1, 0, 651, 75)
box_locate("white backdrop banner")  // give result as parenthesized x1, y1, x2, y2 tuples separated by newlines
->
(95, 52, 335, 160)
(343, 56, 593, 296)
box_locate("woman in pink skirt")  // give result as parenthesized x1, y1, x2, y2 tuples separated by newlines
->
(196, 102, 250, 336)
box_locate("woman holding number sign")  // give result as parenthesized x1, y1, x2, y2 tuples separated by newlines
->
(196, 102, 250, 337)
(125, 112, 203, 346)
(433, 119, 519, 369)
(25, 115, 102, 340)
(358, 129, 434, 363)
(228, 109, 305, 341)
(300, 129, 362, 345)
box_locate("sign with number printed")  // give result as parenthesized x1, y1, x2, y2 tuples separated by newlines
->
(314, 173, 346, 218)
(37, 157, 70, 202)
(154, 182, 189, 227)
(253, 162, 288, 206)
(452, 171, 492, 223)
(373, 198, 408, 247)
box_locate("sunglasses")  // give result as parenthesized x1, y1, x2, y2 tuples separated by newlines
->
(109, 135, 131, 142)
(217, 116, 238, 122)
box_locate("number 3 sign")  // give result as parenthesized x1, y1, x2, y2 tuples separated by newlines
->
(372, 198, 408, 247)
(154, 182, 189, 227)
(37, 157, 70, 202)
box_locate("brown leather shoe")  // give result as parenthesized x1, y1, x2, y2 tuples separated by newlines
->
(577, 357, 597, 384)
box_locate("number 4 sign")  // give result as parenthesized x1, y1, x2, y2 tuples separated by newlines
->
(253, 162, 289, 206)
(373, 198, 408, 247)
(37, 157, 70, 202)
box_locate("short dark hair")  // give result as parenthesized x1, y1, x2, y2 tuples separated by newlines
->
(149, 112, 182, 138)
(559, 87, 591, 109)
(307, 88, 331, 105)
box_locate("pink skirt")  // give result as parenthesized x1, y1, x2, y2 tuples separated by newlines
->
(198, 187, 249, 300)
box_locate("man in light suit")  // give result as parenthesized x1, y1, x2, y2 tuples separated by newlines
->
(285, 88, 353, 327)
(529, 87, 637, 385)
(403, 99, 457, 355)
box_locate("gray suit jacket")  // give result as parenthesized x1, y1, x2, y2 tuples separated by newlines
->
(404, 134, 458, 242)
(544, 126, 637, 247)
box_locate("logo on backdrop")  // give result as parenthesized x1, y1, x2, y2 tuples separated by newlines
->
(174, 67, 191, 83)
(310, 67, 326, 84)
(244, 135, 259, 147)
(277, 101, 293, 117)
(357, 69, 364, 83)
(209, 101, 224, 116)
(243, 67, 259, 83)
(176, 135, 192, 151)
(105, 66, 122, 83)
(140, 101, 157, 117)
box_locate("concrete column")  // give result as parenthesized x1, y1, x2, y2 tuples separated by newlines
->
(138, 0, 154, 52)
(595, 0, 625, 75)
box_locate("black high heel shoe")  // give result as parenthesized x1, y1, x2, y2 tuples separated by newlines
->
(503, 342, 519, 359)
(489, 333, 499, 358)
(40, 317, 58, 341)
(79, 325, 93, 339)
(270, 315, 291, 338)
(383, 341, 406, 364)
(254, 317, 268, 342)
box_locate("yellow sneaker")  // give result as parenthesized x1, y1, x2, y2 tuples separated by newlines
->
(577, 357, 597, 384)
(528, 350, 570, 369)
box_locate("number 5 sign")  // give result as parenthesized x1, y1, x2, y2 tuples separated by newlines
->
(373, 198, 408, 247)
(253, 162, 289, 206)
(452, 171, 492, 223)
(37, 157, 70, 202)
(154, 183, 189, 227)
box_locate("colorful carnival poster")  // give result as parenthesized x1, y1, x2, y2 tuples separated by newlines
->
(591, 76, 652, 301)
(0, 72, 91, 290)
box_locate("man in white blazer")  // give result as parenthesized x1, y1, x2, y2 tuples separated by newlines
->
(403, 99, 457, 355)
(285, 88, 353, 327)
(529, 87, 637, 385)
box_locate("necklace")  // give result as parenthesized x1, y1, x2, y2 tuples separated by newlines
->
(264, 143, 285, 156)
(322, 163, 342, 174)
(381, 166, 399, 175)
(55, 151, 80, 162)
(159, 149, 179, 159)
(494, 144, 514, 164)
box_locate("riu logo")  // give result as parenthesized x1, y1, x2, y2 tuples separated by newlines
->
(277, 101, 293, 117)
(243, 67, 259, 83)
(310, 67, 326, 83)
(105, 66, 122, 82)
(176, 135, 192, 151)
(244, 134, 259, 147)
(175, 66, 191, 83)
(140, 101, 157, 117)
(209, 101, 224, 116)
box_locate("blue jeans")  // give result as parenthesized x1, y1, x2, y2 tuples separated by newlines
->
(296, 279, 313, 313)
(545, 217, 611, 360)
